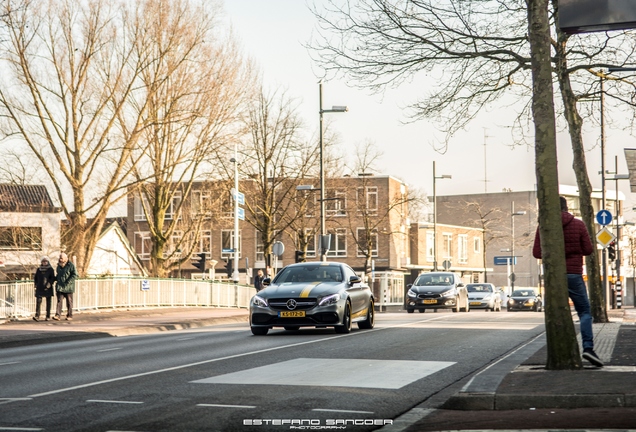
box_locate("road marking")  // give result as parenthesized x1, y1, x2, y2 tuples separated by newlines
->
(0, 362, 20, 366)
(24, 314, 462, 398)
(0, 427, 43, 431)
(86, 400, 143, 404)
(196, 404, 256, 408)
(192, 358, 454, 389)
(0, 398, 32, 406)
(313, 409, 375, 414)
(97, 348, 122, 352)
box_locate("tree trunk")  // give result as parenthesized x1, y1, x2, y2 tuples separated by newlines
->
(527, 0, 582, 369)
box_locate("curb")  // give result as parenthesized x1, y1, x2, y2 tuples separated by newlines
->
(443, 392, 636, 411)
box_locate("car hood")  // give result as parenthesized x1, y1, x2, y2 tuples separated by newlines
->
(468, 292, 492, 299)
(410, 285, 454, 294)
(510, 296, 536, 301)
(258, 281, 342, 298)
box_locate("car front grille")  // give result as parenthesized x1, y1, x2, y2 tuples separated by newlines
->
(417, 293, 441, 299)
(267, 298, 318, 311)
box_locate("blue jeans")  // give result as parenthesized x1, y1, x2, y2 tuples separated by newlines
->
(567, 274, 594, 350)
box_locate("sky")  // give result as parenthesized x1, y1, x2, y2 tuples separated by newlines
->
(222, 0, 636, 211)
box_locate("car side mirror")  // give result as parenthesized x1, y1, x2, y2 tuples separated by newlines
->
(407, 283, 413, 288)
(263, 278, 271, 287)
(349, 275, 361, 285)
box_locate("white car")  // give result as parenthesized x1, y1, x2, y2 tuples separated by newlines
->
(466, 283, 502, 311)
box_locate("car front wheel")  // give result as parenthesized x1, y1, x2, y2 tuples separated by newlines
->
(335, 302, 352, 334)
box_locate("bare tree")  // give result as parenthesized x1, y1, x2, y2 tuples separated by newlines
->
(238, 87, 315, 267)
(129, 0, 251, 277)
(528, 0, 581, 369)
(0, 0, 155, 275)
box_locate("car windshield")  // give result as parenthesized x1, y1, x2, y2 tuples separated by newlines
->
(414, 274, 453, 286)
(273, 265, 343, 284)
(512, 290, 536, 297)
(467, 284, 493, 293)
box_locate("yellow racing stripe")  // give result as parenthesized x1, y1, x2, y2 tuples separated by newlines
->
(299, 281, 320, 298)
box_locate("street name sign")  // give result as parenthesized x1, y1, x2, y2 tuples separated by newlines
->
(596, 226, 616, 248)
(596, 210, 613, 226)
(494, 256, 516, 265)
(237, 207, 245, 221)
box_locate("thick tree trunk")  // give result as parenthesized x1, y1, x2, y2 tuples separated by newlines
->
(527, 0, 582, 369)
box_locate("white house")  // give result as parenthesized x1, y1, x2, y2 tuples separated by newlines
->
(86, 221, 147, 277)
(0, 184, 62, 280)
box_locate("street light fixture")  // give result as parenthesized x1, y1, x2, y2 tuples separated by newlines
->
(319, 81, 348, 262)
(510, 201, 526, 290)
(432, 161, 451, 271)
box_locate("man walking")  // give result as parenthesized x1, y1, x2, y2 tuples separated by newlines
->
(532, 196, 603, 367)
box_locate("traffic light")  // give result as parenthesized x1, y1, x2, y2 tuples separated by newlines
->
(225, 259, 233, 277)
(193, 253, 206, 272)
(608, 242, 616, 261)
(295, 250, 306, 263)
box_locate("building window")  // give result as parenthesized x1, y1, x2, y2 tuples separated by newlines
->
(443, 233, 452, 259)
(474, 237, 481, 254)
(296, 190, 316, 218)
(165, 191, 182, 220)
(327, 228, 347, 257)
(197, 230, 212, 256)
(192, 190, 211, 218)
(356, 187, 378, 214)
(458, 235, 468, 264)
(357, 228, 378, 257)
(134, 231, 152, 260)
(426, 231, 434, 262)
(0, 227, 42, 250)
(134, 194, 149, 221)
(221, 230, 242, 259)
(325, 189, 346, 216)
(256, 231, 264, 262)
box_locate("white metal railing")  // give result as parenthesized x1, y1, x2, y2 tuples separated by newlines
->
(0, 277, 255, 319)
(374, 271, 405, 307)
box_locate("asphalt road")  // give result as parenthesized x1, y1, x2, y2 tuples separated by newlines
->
(0, 310, 546, 431)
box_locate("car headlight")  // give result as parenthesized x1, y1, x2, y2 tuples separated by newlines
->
(526, 299, 535, 305)
(441, 290, 455, 297)
(407, 289, 417, 298)
(508, 299, 515, 305)
(252, 295, 268, 307)
(318, 293, 341, 306)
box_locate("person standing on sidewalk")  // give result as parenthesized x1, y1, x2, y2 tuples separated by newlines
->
(33, 256, 55, 321)
(532, 196, 604, 367)
(254, 269, 265, 292)
(53, 253, 78, 321)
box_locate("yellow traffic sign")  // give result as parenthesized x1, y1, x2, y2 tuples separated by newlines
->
(596, 226, 616, 248)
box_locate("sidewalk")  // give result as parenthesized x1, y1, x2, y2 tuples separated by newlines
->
(0, 306, 249, 348)
(398, 306, 636, 431)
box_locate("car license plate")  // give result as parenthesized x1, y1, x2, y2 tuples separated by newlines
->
(470, 302, 482, 306)
(423, 299, 437, 304)
(279, 311, 305, 318)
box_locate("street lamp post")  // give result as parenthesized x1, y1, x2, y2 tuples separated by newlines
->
(230, 146, 240, 284)
(319, 81, 347, 262)
(510, 201, 526, 290)
(432, 161, 451, 271)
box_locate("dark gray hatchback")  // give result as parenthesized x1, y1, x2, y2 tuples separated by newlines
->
(405, 272, 470, 313)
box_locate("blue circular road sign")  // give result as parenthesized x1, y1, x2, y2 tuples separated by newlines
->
(596, 210, 613, 226)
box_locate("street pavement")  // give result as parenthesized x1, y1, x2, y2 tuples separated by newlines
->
(2, 306, 636, 431)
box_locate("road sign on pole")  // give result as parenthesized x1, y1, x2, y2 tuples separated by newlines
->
(596, 210, 613, 226)
(596, 226, 616, 248)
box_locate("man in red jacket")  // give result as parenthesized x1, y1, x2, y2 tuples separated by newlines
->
(532, 196, 603, 367)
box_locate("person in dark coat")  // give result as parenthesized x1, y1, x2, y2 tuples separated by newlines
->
(53, 253, 78, 321)
(532, 196, 603, 367)
(33, 256, 55, 321)
(254, 269, 265, 292)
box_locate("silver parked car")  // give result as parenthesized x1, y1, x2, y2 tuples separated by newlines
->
(249, 262, 375, 335)
(466, 283, 502, 311)
(406, 272, 470, 313)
